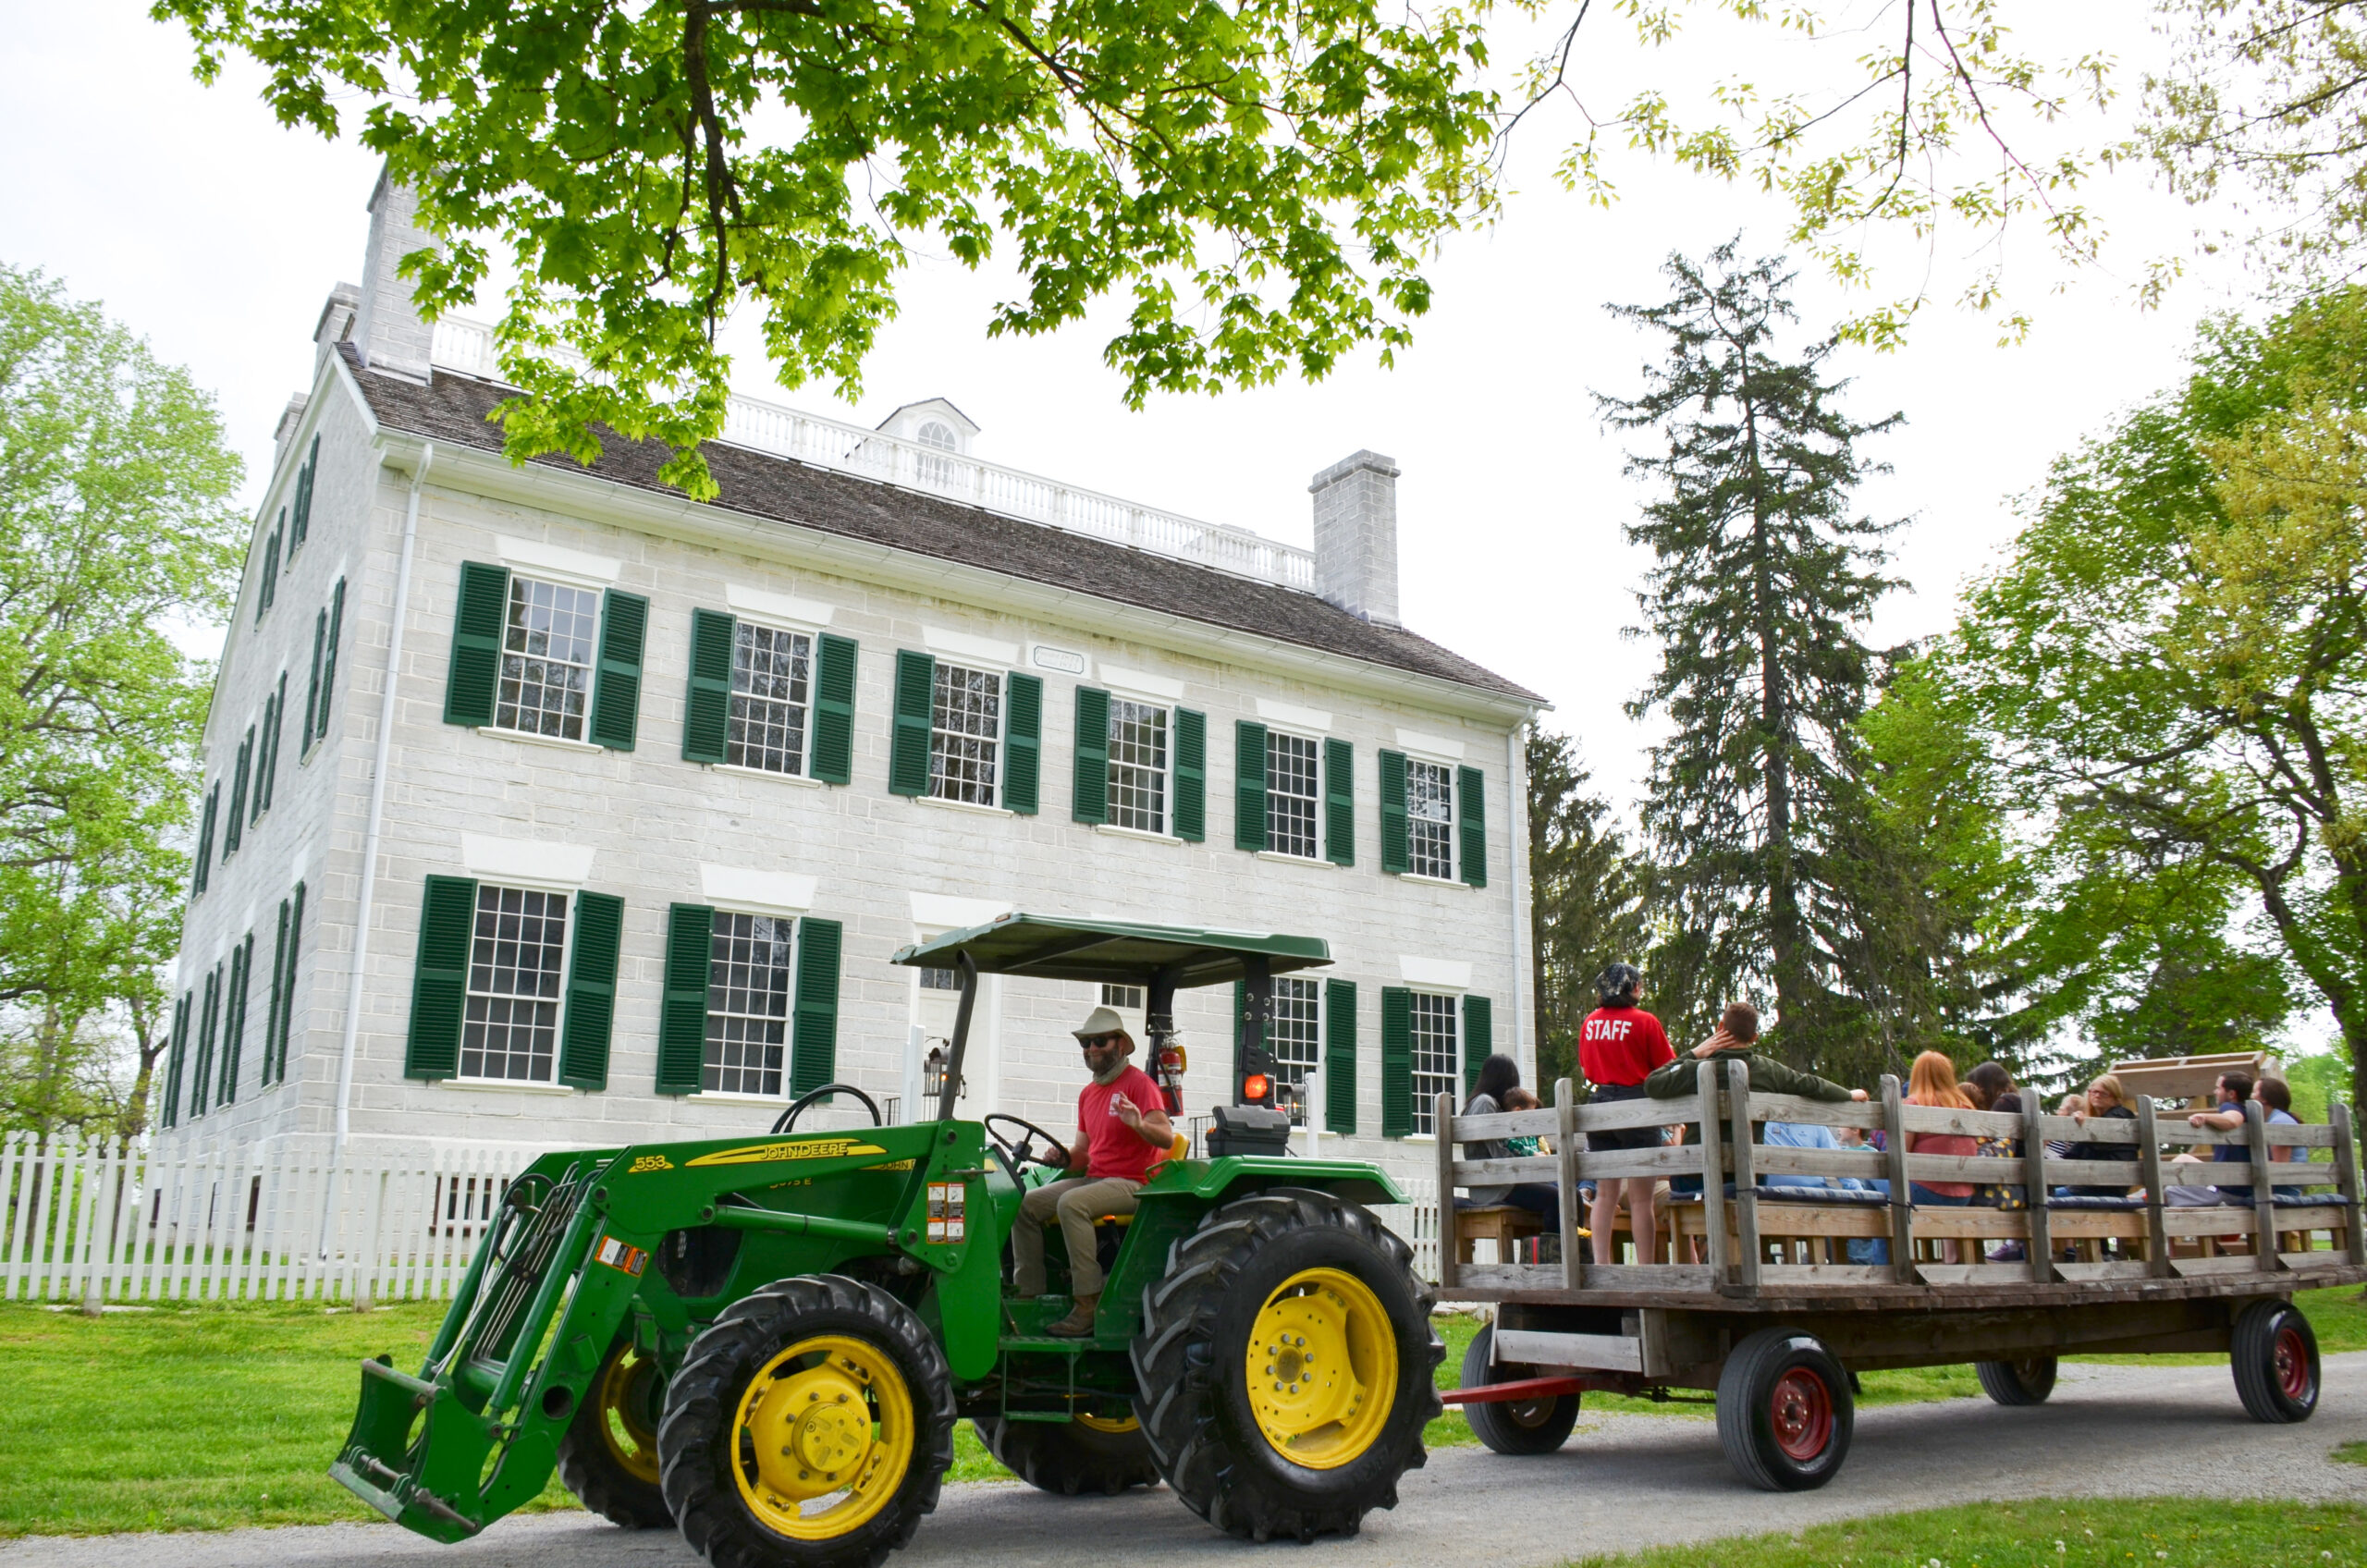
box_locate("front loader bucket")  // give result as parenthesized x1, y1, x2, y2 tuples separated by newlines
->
(329, 1356, 498, 1542)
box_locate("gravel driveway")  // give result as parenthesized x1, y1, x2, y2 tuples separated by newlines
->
(9, 1353, 2365, 1568)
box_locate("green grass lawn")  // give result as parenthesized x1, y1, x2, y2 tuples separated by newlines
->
(1, 1286, 2359, 1537)
(1570, 1499, 2367, 1568)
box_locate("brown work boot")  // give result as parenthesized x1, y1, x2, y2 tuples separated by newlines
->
(1045, 1292, 1099, 1338)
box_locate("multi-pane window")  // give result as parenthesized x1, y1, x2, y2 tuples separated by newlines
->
(1101, 984, 1145, 1010)
(705, 912, 793, 1096)
(928, 662, 1000, 805)
(497, 575, 600, 741)
(1266, 731, 1321, 859)
(729, 622, 813, 775)
(919, 966, 960, 991)
(1108, 700, 1169, 833)
(460, 886, 569, 1082)
(1406, 759, 1454, 880)
(1409, 991, 1459, 1135)
(1271, 977, 1320, 1124)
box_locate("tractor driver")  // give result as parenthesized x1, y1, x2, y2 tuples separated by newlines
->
(1010, 1004, 1175, 1337)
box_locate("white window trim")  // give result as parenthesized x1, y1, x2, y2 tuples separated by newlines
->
(1103, 692, 1175, 838)
(725, 582, 835, 630)
(1096, 823, 1183, 846)
(452, 879, 578, 1088)
(697, 908, 804, 1099)
(915, 793, 1014, 820)
(1393, 727, 1466, 762)
(477, 724, 606, 755)
(496, 536, 621, 588)
(724, 619, 821, 778)
(1400, 754, 1457, 884)
(688, 1087, 795, 1106)
(926, 659, 1007, 810)
(1398, 872, 1471, 891)
(1256, 849, 1341, 869)
(922, 625, 1019, 666)
(1398, 957, 1474, 992)
(699, 864, 816, 916)
(442, 1078, 582, 1096)
(716, 761, 827, 790)
(1405, 986, 1462, 1138)
(1257, 697, 1332, 731)
(1263, 725, 1327, 863)
(461, 835, 596, 891)
(1101, 664, 1185, 702)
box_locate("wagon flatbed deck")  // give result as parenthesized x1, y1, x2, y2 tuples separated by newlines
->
(1432, 1066, 2360, 1488)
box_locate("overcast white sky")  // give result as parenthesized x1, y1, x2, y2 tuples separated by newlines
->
(0, 1, 2267, 826)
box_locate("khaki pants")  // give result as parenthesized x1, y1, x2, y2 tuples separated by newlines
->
(1011, 1176, 1142, 1297)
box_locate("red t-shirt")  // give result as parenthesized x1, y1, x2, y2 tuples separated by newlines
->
(1578, 1006, 1674, 1087)
(1079, 1065, 1168, 1182)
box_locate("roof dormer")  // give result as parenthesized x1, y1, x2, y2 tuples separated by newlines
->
(875, 398, 980, 456)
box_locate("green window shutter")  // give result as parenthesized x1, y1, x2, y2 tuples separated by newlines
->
(811, 633, 858, 785)
(258, 674, 286, 816)
(656, 902, 717, 1095)
(1463, 993, 1492, 1096)
(442, 561, 509, 728)
(225, 730, 252, 854)
(264, 898, 289, 1087)
(219, 936, 252, 1107)
(1004, 671, 1041, 815)
(193, 784, 218, 893)
(889, 651, 935, 796)
(1071, 687, 1110, 825)
(290, 434, 319, 550)
(1458, 765, 1487, 888)
(559, 891, 624, 1090)
(405, 875, 478, 1080)
(1325, 978, 1357, 1133)
(791, 917, 843, 1097)
(314, 578, 346, 742)
(302, 608, 326, 751)
(1174, 708, 1206, 841)
(251, 704, 272, 824)
(1379, 750, 1408, 875)
(682, 608, 736, 764)
(256, 522, 280, 624)
(277, 881, 306, 1081)
(1324, 738, 1355, 866)
(588, 589, 648, 751)
(191, 964, 220, 1118)
(161, 994, 189, 1130)
(1380, 986, 1413, 1138)
(1234, 720, 1269, 851)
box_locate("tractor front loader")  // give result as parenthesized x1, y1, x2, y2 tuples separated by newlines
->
(333, 915, 1443, 1568)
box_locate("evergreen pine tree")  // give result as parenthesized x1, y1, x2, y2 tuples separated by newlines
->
(1599, 241, 1905, 1069)
(1526, 729, 1650, 1091)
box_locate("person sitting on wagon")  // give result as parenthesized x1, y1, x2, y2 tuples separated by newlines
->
(2191, 1072, 2307, 1204)
(2184, 1070, 2261, 1204)
(1010, 1005, 1175, 1337)
(1458, 1055, 1561, 1235)
(1642, 1004, 1869, 1222)
(2059, 1073, 2140, 1198)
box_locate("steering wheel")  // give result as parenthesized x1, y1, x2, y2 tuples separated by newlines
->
(770, 1083, 884, 1136)
(983, 1113, 1073, 1184)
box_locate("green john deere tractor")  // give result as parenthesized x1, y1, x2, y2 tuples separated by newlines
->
(332, 914, 1442, 1567)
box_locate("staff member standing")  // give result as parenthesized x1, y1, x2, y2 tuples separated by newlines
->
(1580, 963, 1674, 1265)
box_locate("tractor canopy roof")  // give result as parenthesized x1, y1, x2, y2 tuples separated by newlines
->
(889, 913, 1331, 988)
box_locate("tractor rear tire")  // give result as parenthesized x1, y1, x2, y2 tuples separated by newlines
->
(972, 1414, 1162, 1496)
(558, 1337, 673, 1528)
(1973, 1356, 2058, 1407)
(1133, 1187, 1441, 1542)
(1460, 1323, 1581, 1455)
(659, 1274, 957, 1568)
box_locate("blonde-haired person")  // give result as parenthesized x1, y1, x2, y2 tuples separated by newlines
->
(2060, 1073, 2140, 1199)
(1904, 1052, 1979, 1261)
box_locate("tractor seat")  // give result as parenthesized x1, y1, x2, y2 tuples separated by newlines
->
(1092, 1133, 1191, 1227)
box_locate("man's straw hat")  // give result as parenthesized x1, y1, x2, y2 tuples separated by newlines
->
(1072, 1005, 1133, 1044)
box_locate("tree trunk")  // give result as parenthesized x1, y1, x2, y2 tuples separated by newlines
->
(1740, 381, 1805, 1031)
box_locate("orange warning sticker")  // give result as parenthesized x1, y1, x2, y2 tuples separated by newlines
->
(594, 1235, 648, 1276)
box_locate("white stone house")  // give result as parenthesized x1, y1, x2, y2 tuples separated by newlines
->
(158, 173, 1545, 1191)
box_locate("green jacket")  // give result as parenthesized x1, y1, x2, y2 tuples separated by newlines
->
(1643, 1046, 1858, 1104)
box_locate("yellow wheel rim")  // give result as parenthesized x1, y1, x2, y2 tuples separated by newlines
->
(1074, 1411, 1139, 1435)
(1244, 1267, 1398, 1470)
(730, 1334, 916, 1540)
(595, 1344, 663, 1486)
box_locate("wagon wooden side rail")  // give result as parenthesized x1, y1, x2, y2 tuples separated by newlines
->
(1433, 1064, 2363, 1306)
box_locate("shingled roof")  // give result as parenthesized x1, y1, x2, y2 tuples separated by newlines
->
(344, 349, 1541, 704)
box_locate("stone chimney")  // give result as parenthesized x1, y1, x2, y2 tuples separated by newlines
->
(350, 165, 437, 381)
(311, 282, 361, 385)
(1308, 450, 1401, 626)
(273, 394, 313, 473)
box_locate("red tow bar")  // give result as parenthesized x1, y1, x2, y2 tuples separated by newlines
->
(1438, 1376, 1591, 1405)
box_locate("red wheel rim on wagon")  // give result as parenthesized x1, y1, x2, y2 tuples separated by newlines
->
(1769, 1367, 1834, 1462)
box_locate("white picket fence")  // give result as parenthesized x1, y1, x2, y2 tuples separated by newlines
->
(0, 1132, 540, 1306)
(2, 1131, 1447, 1307)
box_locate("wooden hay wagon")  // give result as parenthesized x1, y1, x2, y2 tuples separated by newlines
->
(1434, 1065, 2363, 1490)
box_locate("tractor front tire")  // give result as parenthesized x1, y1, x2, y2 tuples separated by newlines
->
(1133, 1188, 1441, 1542)
(972, 1414, 1162, 1497)
(558, 1337, 673, 1528)
(659, 1274, 957, 1568)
